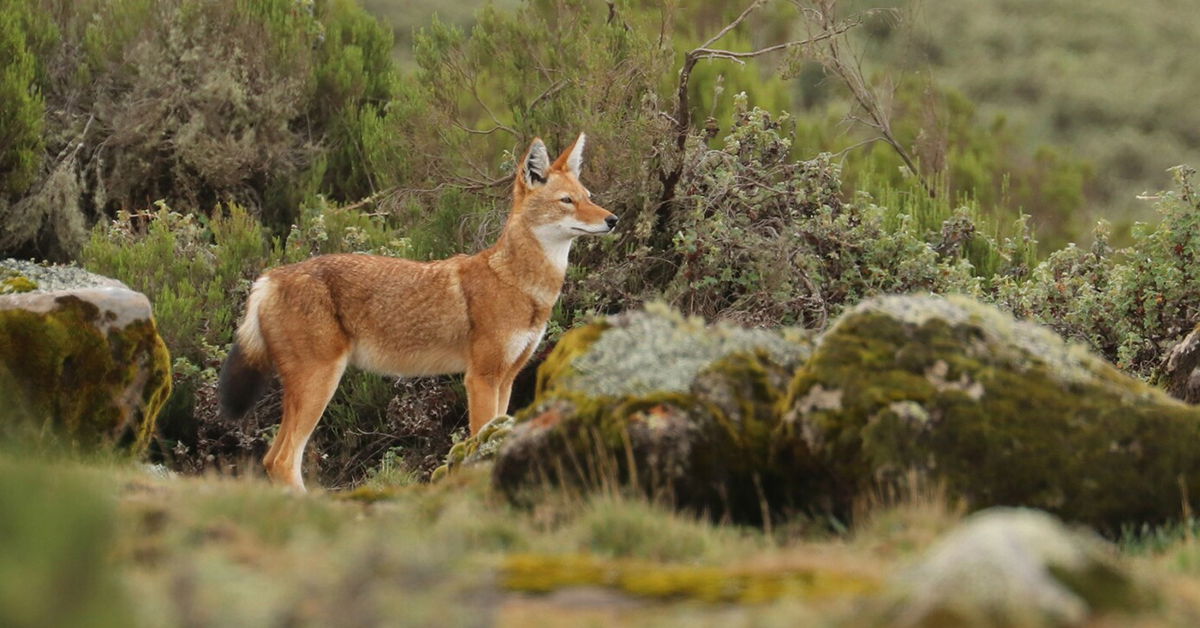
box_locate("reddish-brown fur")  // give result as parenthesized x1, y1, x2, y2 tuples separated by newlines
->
(225, 134, 614, 490)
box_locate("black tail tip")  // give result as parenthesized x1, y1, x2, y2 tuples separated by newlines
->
(217, 342, 270, 419)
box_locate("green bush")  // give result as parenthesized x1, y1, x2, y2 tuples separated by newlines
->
(82, 204, 274, 365)
(994, 166, 1200, 377)
(1, 0, 406, 257)
(561, 96, 992, 329)
(0, 0, 47, 200)
(789, 77, 1091, 252)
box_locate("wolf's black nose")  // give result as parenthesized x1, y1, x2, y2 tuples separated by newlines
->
(605, 215, 619, 229)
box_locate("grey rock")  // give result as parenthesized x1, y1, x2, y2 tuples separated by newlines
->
(0, 287, 153, 332)
(0, 258, 128, 292)
(789, 293, 1200, 528)
(0, 266, 171, 454)
(492, 304, 816, 523)
(884, 508, 1144, 627)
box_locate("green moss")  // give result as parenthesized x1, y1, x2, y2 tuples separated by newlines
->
(0, 274, 36, 294)
(0, 296, 171, 455)
(431, 414, 515, 480)
(501, 553, 879, 603)
(782, 295, 1200, 529)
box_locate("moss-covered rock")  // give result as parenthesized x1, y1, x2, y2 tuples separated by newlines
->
(498, 296, 1200, 530)
(0, 282, 171, 455)
(431, 414, 515, 482)
(785, 294, 1200, 529)
(493, 304, 815, 523)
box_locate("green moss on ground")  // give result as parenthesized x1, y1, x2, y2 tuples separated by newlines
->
(431, 414, 515, 481)
(502, 553, 879, 603)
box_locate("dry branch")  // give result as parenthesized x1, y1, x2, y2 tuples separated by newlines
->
(659, 0, 864, 209)
(798, 0, 934, 196)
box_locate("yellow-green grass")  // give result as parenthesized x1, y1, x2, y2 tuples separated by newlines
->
(7, 452, 1200, 626)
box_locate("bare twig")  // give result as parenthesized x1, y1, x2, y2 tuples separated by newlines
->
(527, 79, 570, 112)
(659, 1, 863, 210)
(800, 0, 934, 196)
(450, 121, 513, 136)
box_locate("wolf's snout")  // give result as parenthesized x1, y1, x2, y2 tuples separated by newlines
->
(605, 215, 619, 230)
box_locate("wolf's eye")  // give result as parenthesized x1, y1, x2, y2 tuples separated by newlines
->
(560, 196, 573, 204)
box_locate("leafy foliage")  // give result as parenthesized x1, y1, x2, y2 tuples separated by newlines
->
(1, 0, 403, 258)
(564, 96, 985, 328)
(995, 167, 1200, 377)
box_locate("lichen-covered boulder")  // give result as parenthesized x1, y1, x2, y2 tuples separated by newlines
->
(0, 260, 171, 454)
(880, 508, 1145, 627)
(785, 294, 1200, 528)
(492, 304, 814, 522)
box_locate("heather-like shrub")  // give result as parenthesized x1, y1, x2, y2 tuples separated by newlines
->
(82, 204, 273, 364)
(0, 0, 47, 199)
(1, 0, 404, 257)
(789, 75, 1091, 252)
(994, 166, 1200, 377)
(563, 97, 988, 329)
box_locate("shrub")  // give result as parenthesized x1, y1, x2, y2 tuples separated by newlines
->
(81, 204, 274, 365)
(994, 166, 1200, 377)
(0, 0, 47, 200)
(562, 96, 986, 329)
(789, 76, 1092, 252)
(1, 0, 405, 258)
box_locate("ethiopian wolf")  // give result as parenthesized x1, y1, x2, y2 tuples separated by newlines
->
(217, 134, 616, 491)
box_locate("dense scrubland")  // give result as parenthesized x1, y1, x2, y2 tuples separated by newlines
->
(3, 0, 1200, 625)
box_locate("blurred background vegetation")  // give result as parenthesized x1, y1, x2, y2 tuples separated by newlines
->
(2, 0, 1198, 485)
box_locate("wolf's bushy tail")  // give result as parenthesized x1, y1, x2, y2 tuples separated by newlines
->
(218, 342, 271, 419)
(218, 277, 273, 419)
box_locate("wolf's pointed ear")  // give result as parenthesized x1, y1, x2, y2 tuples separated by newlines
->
(552, 132, 586, 177)
(519, 138, 550, 189)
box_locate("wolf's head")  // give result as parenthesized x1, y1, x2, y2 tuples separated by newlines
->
(512, 134, 617, 242)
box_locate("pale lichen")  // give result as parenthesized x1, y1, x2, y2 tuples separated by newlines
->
(557, 302, 812, 398)
(844, 294, 1114, 388)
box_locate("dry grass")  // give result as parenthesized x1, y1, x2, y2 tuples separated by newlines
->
(6, 452, 1200, 626)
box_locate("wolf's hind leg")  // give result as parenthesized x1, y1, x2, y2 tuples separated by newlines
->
(264, 354, 348, 491)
